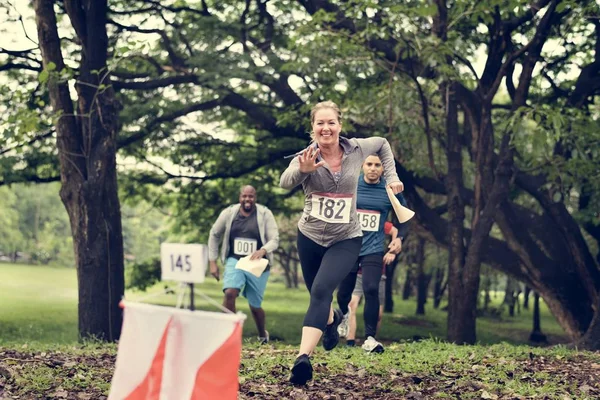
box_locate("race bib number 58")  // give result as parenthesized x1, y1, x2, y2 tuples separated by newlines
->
(357, 209, 381, 232)
(310, 192, 352, 224)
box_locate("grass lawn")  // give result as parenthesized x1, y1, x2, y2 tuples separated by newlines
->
(0, 262, 567, 346)
(0, 263, 78, 345)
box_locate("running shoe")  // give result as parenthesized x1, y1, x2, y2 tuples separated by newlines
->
(258, 330, 269, 345)
(362, 336, 384, 353)
(289, 354, 312, 385)
(337, 312, 350, 338)
(322, 308, 343, 351)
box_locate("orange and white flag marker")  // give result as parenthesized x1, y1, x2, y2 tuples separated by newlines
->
(386, 185, 415, 223)
(109, 301, 246, 400)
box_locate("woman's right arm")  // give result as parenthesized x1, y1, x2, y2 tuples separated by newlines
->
(280, 156, 311, 189)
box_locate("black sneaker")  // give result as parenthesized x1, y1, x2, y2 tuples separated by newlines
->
(289, 354, 312, 385)
(322, 308, 343, 351)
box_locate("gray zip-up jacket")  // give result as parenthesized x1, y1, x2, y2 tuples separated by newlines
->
(280, 136, 400, 247)
(208, 204, 279, 265)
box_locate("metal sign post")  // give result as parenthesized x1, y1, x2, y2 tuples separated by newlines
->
(189, 283, 195, 311)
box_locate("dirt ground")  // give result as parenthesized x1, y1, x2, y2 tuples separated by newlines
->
(1, 348, 599, 399)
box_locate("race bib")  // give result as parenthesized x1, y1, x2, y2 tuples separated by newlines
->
(357, 209, 381, 232)
(233, 238, 257, 256)
(310, 192, 352, 224)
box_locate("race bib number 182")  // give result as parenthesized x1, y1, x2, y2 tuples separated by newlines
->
(310, 192, 352, 224)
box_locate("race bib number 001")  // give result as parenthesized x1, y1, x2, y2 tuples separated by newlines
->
(233, 238, 257, 256)
(310, 192, 352, 224)
(357, 209, 381, 232)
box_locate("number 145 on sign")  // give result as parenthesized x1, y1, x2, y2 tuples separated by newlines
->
(160, 243, 208, 284)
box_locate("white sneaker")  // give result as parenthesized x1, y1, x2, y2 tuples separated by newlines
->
(362, 336, 384, 353)
(337, 312, 350, 338)
(258, 330, 269, 345)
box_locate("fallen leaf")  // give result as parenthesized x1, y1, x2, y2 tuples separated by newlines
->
(480, 390, 498, 399)
(580, 384, 593, 393)
(50, 389, 69, 398)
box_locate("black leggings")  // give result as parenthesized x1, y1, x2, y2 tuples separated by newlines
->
(337, 253, 384, 338)
(297, 230, 362, 331)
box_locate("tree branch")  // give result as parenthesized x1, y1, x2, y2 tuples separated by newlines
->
(0, 174, 60, 186)
(112, 74, 199, 90)
(0, 62, 41, 72)
(0, 130, 55, 156)
(118, 98, 221, 148)
(504, 0, 552, 32)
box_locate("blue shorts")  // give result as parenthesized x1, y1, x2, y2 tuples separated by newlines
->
(222, 257, 270, 308)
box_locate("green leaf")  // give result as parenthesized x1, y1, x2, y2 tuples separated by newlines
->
(556, 1, 568, 13)
(38, 70, 49, 83)
(415, 3, 438, 17)
(552, 192, 562, 203)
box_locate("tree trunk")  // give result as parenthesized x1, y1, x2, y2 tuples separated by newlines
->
(416, 239, 430, 315)
(515, 285, 522, 315)
(34, 0, 124, 341)
(432, 265, 446, 309)
(276, 250, 293, 288)
(283, 254, 291, 288)
(292, 259, 299, 288)
(402, 268, 413, 300)
(503, 276, 517, 317)
(576, 298, 600, 350)
(494, 201, 595, 339)
(444, 82, 474, 343)
(529, 292, 547, 343)
(482, 271, 491, 311)
(523, 286, 531, 309)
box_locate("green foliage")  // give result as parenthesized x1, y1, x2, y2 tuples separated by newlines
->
(0, 183, 174, 267)
(0, 187, 24, 255)
(125, 257, 161, 292)
(121, 200, 169, 263)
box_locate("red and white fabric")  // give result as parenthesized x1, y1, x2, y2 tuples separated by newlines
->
(109, 301, 245, 400)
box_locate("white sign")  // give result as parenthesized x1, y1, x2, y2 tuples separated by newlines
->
(160, 243, 208, 284)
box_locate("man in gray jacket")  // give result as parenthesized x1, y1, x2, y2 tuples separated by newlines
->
(208, 185, 279, 344)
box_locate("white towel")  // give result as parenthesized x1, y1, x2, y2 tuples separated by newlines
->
(235, 256, 269, 277)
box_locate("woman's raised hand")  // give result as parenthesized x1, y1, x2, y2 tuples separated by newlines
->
(387, 181, 404, 194)
(298, 146, 326, 173)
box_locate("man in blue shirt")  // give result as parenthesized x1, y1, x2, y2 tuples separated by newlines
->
(208, 185, 280, 344)
(336, 155, 409, 353)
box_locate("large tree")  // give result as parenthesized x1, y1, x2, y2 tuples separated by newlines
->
(31, 0, 124, 340)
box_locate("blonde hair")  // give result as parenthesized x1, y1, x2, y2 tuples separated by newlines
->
(310, 101, 342, 140)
